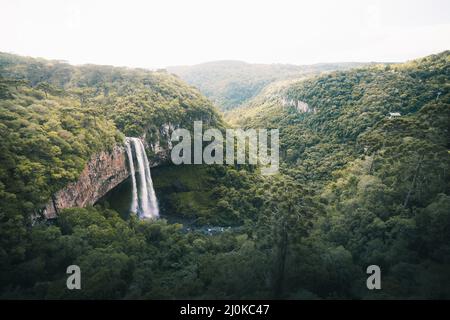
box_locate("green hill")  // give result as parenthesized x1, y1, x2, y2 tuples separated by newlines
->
(227, 51, 450, 298)
(228, 51, 449, 181)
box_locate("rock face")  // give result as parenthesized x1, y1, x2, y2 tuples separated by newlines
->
(43, 145, 130, 219)
(281, 97, 316, 113)
(147, 122, 175, 163)
(42, 123, 175, 219)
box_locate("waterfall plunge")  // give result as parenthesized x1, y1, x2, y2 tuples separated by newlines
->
(125, 137, 159, 219)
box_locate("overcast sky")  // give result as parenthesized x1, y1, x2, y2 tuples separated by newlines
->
(1, 0, 449, 68)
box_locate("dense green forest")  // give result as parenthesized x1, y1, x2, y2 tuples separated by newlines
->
(168, 60, 369, 111)
(0, 51, 449, 299)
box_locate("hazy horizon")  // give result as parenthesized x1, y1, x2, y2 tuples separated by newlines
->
(2, 49, 444, 71)
(1, 0, 449, 69)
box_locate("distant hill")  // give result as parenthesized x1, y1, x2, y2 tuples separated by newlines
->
(167, 60, 371, 111)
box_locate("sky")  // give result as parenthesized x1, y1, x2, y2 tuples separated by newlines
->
(1, 0, 449, 69)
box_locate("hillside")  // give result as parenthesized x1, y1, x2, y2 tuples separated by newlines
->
(168, 60, 370, 111)
(226, 51, 450, 297)
(228, 51, 449, 181)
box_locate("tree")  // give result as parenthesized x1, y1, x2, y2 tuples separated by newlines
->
(256, 177, 313, 298)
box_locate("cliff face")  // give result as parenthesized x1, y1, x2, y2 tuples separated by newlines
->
(43, 145, 130, 218)
(281, 97, 316, 113)
(43, 124, 174, 219)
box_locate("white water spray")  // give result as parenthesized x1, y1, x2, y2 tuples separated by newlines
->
(125, 139, 138, 214)
(125, 137, 159, 219)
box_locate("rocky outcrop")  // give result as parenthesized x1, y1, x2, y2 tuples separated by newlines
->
(43, 145, 130, 219)
(281, 97, 316, 113)
(147, 122, 174, 162)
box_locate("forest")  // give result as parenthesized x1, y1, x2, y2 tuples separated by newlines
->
(0, 51, 449, 299)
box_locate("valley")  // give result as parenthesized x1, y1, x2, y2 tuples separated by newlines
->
(167, 60, 372, 111)
(0, 50, 449, 299)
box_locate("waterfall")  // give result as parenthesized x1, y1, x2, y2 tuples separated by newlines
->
(125, 139, 138, 214)
(125, 137, 159, 219)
